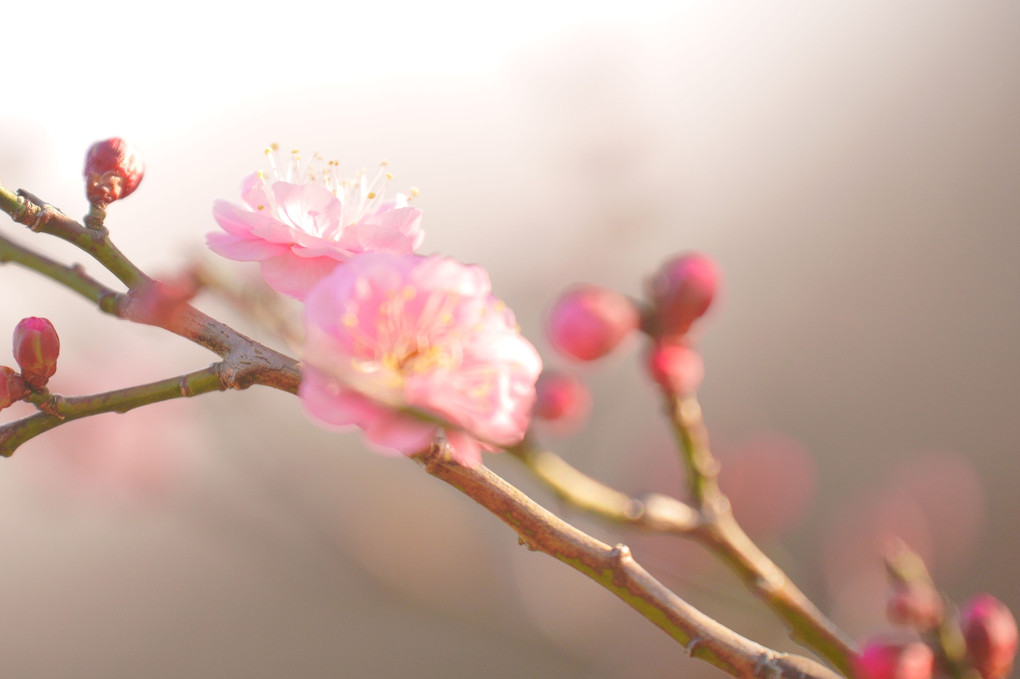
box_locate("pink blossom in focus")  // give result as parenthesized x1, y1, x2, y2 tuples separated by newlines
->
(208, 147, 424, 299)
(300, 252, 542, 467)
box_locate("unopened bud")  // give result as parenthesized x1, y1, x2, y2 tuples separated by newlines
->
(648, 252, 719, 338)
(886, 584, 944, 630)
(646, 341, 704, 395)
(547, 285, 639, 361)
(13, 317, 60, 389)
(0, 366, 25, 410)
(961, 594, 1018, 679)
(533, 370, 591, 429)
(84, 137, 145, 206)
(854, 639, 935, 679)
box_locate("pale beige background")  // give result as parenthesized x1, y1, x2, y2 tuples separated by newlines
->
(1, 2, 1018, 677)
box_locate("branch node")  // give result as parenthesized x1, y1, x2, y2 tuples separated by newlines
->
(623, 498, 645, 520)
(13, 190, 55, 231)
(609, 543, 633, 564)
(683, 636, 704, 657)
(179, 376, 192, 397)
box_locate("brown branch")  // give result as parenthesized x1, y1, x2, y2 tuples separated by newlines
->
(416, 443, 844, 679)
(511, 394, 857, 676)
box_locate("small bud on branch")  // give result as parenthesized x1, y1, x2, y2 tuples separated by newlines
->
(13, 317, 59, 390)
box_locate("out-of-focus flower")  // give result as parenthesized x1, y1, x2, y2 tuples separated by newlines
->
(645, 341, 704, 395)
(648, 252, 719, 338)
(532, 370, 591, 431)
(84, 137, 144, 206)
(961, 594, 1018, 679)
(13, 317, 59, 389)
(546, 285, 639, 361)
(854, 639, 935, 679)
(129, 270, 200, 329)
(0, 366, 25, 409)
(886, 583, 944, 630)
(208, 146, 424, 299)
(300, 252, 541, 467)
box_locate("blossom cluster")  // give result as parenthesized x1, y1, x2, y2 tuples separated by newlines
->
(208, 148, 540, 465)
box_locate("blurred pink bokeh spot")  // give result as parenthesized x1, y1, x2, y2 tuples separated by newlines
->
(716, 432, 817, 538)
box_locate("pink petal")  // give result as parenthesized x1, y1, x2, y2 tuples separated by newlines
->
(206, 232, 289, 261)
(299, 370, 390, 429)
(362, 414, 437, 456)
(273, 182, 342, 237)
(445, 430, 483, 467)
(260, 253, 341, 300)
(212, 200, 291, 243)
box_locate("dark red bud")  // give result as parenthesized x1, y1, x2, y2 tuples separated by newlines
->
(13, 317, 60, 389)
(961, 594, 1018, 679)
(84, 137, 145, 206)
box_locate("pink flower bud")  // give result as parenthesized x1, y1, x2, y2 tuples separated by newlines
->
(0, 366, 25, 410)
(13, 317, 60, 389)
(886, 584, 944, 630)
(547, 285, 639, 361)
(533, 370, 591, 428)
(648, 252, 719, 338)
(84, 137, 145, 206)
(646, 341, 704, 395)
(961, 595, 1018, 679)
(853, 639, 935, 679)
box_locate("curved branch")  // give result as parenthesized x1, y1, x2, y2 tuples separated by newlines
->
(416, 444, 843, 679)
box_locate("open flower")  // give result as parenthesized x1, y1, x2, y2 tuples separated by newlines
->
(300, 252, 542, 467)
(208, 146, 424, 299)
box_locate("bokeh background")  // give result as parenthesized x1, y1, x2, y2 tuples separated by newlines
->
(1, 2, 1018, 677)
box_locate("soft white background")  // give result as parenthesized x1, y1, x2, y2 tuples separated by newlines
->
(1, 2, 1018, 677)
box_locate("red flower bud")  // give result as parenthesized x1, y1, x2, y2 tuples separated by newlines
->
(646, 341, 704, 395)
(84, 137, 145, 206)
(648, 252, 719, 338)
(547, 285, 639, 361)
(13, 317, 60, 389)
(0, 366, 25, 410)
(961, 594, 1018, 679)
(533, 370, 591, 428)
(853, 639, 934, 679)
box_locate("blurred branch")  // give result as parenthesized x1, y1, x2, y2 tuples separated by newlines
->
(666, 393, 856, 675)
(510, 439, 700, 533)
(512, 394, 857, 675)
(417, 443, 844, 679)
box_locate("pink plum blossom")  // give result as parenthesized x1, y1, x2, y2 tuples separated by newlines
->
(300, 252, 542, 467)
(208, 147, 424, 299)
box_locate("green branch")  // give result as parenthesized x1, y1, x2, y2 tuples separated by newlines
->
(0, 367, 226, 457)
